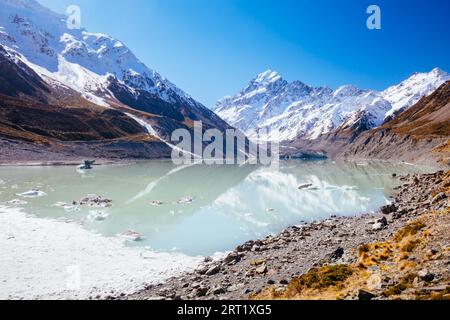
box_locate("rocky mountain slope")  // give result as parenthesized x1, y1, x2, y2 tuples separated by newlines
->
(0, 0, 229, 161)
(342, 81, 450, 166)
(215, 69, 449, 143)
(0, 46, 147, 142)
(282, 81, 450, 166)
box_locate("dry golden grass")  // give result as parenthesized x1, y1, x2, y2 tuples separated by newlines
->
(251, 207, 450, 300)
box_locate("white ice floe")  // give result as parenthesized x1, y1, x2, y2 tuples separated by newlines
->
(177, 196, 194, 205)
(87, 210, 109, 221)
(120, 230, 143, 242)
(16, 189, 47, 198)
(150, 200, 164, 207)
(0, 206, 201, 300)
(6, 199, 28, 206)
(54, 202, 80, 212)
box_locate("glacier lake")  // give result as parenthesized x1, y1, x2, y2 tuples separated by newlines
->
(0, 161, 430, 256)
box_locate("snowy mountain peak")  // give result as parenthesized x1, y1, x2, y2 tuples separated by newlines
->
(0, 0, 229, 139)
(253, 70, 282, 85)
(0, 0, 198, 107)
(215, 67, 448, 142)
(382, 67, 450, 118)
(430, 67, 448, 77)
(215, 71, 391, 142)
(333, 85, 364, 98)
(3, 0, 42, 10)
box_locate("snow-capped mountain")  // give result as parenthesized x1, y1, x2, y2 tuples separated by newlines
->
(215, 68, 449, 142)
(382, 67, 450, 118)
(0, 0, 228, 140)
(214, 71, 392, 141)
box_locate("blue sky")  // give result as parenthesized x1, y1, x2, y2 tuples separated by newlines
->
(38, 0, 450, 107)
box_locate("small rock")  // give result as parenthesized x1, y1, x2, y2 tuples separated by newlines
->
(372, 217, 388, 231)
(327, 247, 344, 262)
(205, 265, 220, 276)
(227, 284, 244, 292)
(224, 252, 240, 264)
(256, 265, 267, 274)
(197, 266, 209, 275)
(431, 192, 446, 204)
(358, 289, 376, 301)
(191, 282, 202, 289)
(381, 204, 396, 215)
(250, 259, 266, 266)
(194, 286, 208, 297)
(211, 286, 226, 295)
(418, 269, 435, 282)
(267, 279, 275, 285)
(298, 183, 313, 190)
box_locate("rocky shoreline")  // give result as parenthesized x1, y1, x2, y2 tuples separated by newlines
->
(122, 170, 449, 301)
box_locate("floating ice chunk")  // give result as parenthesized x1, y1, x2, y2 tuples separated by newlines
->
(177, 196, 194, 205)
(88, 210, 109, 221)
(54, 202, 80, 212)
(0, 179, 5, 185)
(120, 230, 143, 242)
(6, 199, 28, 205)
(79, 195, 112, 208)
(16, 189, 47, 198)
(298, 183, 313, 190)
(266, 208, 276, 212)
(150, 200, 164, 206)
(341, 185, 359, 190)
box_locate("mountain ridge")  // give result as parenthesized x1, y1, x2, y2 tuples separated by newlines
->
(281, 81, 450, 166)
(215, 68, 450, 143)
(0, 0, 231, 162)
(0, 0, 229, 138)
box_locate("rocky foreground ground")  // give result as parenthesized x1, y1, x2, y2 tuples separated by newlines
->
(121, 170, 450, 301)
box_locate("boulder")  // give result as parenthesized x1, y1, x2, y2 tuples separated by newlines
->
(358, 289, 376, 300)
(381, 204, 396, 215)
(372, 217, 388, 231)
(205, 265, 220, 276)
(418, 269, 435, 282)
